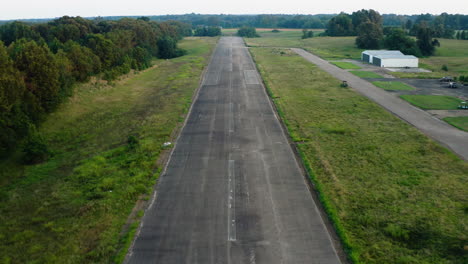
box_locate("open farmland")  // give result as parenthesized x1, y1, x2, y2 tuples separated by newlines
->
(250, 47, 468, 264)
(0, 37, 217, 263)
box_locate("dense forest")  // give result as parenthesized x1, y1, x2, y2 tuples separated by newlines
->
(0, 16, 192, 160)
(3, 13, 468, 30)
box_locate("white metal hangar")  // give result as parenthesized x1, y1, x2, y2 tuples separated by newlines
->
(361, 50, 419, 68)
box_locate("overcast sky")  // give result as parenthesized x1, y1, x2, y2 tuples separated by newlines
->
(2, 0, 468, 20)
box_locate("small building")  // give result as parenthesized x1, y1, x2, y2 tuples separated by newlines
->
(361, 50, 403, 64)
(361, 50, 418, 68)
(372, 54, 419, 68)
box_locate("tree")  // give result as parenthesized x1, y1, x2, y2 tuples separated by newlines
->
(356, 21, 383, 49)
(383, 28, 421, 57)
(302, 29, 314, 39)
(63, 41, 101, 82)
(9, 39, 61, 112)
(326, 13, 354, 36)
(157, 36, 185, 59)
(0, 21, 41, 46)
(405, 20, 413, 31)
(0, 41, 26, 155)
(461, 31, 466, 40)
(416, 23, 437, 56)
(237, 26, 259, 38)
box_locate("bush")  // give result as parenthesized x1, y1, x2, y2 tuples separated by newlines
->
(441, 64, 448, 71)
(127, 135, 139, 149)
(272, 29, 280, 33)
(237, 26, 259, 38)
(22, 128, 50, 164)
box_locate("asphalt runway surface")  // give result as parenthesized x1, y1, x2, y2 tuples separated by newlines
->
(292, 48, 468, 161)
(125, 37, 341, 263)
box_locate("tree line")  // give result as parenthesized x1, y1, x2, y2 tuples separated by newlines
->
(0, 16, 192, 160)
(326, 10, 443, 56)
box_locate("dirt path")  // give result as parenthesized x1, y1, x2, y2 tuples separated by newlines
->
(292, 48, 468, 161)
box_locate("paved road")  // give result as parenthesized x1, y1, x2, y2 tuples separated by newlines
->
(125, 37, 341, 263)
(292, 48, 468, 161)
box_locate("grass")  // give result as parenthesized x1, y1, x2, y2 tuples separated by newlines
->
(372, 81, 415, 91)
(444, 116, 468, 131)
(244, 33, 362, 60)
(349, 71, 383, 78)
(400, 95, 463, 110)
(0, 37, 217, 263)
(331, 61, 361, 69)
(244, 31, 468, 78)
(250, 46, 468, 264)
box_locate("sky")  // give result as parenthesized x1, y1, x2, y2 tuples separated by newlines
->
(2, 0, 468, 20)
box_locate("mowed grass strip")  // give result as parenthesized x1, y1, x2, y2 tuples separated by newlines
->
(330, 61, 361, 69)
(0, 37, 217, 263)
(250, 47, 467, 264)
(349, 70, 383, 78)
(400, 95, 463, 110)
(372, 81, 415, 91)
(444, 116, 468, 131)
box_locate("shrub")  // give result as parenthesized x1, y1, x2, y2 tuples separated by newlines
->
(237, 26, 259, 38)
(127, 135, 139, 149)
(441, 64, 448, 71)
(22, 128, 50, 164)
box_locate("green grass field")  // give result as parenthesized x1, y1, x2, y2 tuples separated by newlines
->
(250, 46, 467, 264)
(372, 81, 415, 91)
(244, 33, 362, 60)
(444, 116, 468, 131)
(349, 71, 383, 78)
(0, 37, 217, 263)
(400, 95, 463, 110)
(331, 61, 361, 69)
(244, 30, 468, 78)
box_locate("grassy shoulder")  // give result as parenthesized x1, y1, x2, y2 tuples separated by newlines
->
(250, 47, 467, 264)
(400, 95, 463, 110)
(0, 37, 217, 263)
(372, 81, 415, 91)
(349, 71, 383, 78)
(443, 116, 468, 131)
(331, 61, 361, 69)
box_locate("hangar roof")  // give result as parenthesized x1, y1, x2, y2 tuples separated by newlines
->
(362, 50, 404, 56)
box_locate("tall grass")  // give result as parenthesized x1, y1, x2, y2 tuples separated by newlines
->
(0, 37, 217, 263)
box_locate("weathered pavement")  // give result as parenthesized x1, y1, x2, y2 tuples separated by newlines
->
(292, 48, 468, 161)
(125, 38, 341, 263)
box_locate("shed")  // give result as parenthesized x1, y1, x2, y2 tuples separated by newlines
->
(361, 50, 404, 64)
(372, 54, 419, 68)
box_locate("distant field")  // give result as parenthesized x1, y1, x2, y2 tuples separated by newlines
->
(372, 81, 415, 91)
(444, 116, 468, 131)
(0, 37, 217, 263)
(244, 31, 468, 78)
(244, 33, 361, 60)
(400, 95, 463, 110)
(349, 70, 383, 78)
(250, 46, 467, 264)
(330, 61, 361, 69)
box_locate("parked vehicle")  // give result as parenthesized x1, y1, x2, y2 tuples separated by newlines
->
(448, 82, 458, 88)
(458, 102, 468, 109)
(440, 76, 454, 82)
